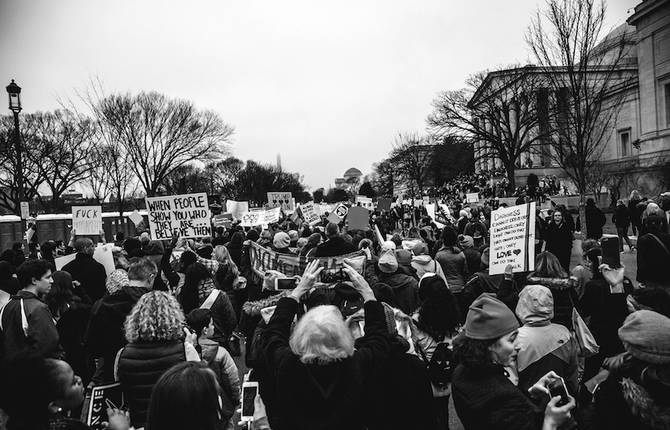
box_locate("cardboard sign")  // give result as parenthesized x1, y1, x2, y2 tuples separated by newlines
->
(20, 202, 29, 220)
(72, 206, 102, 235)
(267, 192, 294, 212)
(212, 213, 233, 228)
(226, 200, 249, 221)
(81, 382, 125, 430)
(300, 202, 321, 225)
(377, 198, 392, 212)
(145, 193, 211, 240)
(356, 196, 373, 210)
(489, 202, 536, 275)
(466, 193, 479, 204)
(128, 210, 143, 227)
(264, 207, 281, 224)
(347, 206, 370, 231)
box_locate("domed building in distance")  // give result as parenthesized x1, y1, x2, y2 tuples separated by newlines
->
(335, 167, 363, 189)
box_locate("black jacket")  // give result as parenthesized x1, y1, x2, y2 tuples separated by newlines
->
(263, 297, 390, 430)
(585, 204, 606, 239)
(313, 236, 357, 257)
(636, 232, 670, 286)
(612, 205, 631, 229)
(452, 364, 544, 430)
(62, 253, 107, 303)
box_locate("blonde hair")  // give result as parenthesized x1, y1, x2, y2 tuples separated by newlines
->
(213, 245, 239, 278)
(124, 291, 185, 343)
(289, 305, 355, 364)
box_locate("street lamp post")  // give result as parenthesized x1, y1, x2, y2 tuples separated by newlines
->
(6, 79, 25, 244)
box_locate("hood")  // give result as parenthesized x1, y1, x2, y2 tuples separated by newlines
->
(526, 276, 572, 291)
(411, 255, 434, 266)
(621, 377, 670, 430)
(379, 271, 416, 290)
(516, 285, 554, 326)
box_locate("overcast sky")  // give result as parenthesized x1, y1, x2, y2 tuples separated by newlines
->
(0, 0, 638, 191)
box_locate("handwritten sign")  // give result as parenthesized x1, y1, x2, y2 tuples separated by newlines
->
(240, 209, 265, 227)
(300, 202, 321, 225)
(72, 206, 102, 235)
(267, 192, 294, 212)
(466, 193, 479, 204)
(264, 207, 281, 224)
(489, 202, 536, 275)
(145, 193, 211, 240)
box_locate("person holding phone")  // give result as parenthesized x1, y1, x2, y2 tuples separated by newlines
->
(452, 294, 575, 430)
(263, 260, 390, 430)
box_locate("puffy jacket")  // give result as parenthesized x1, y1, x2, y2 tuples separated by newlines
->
(116, 340, 187, 428)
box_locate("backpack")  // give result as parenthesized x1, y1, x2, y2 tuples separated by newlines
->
(416, 340, 454, 389)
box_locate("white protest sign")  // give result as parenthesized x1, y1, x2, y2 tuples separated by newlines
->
(267, 192, 294, 212)
(300, 202, 321, 225)
(489, 202, 536, 275)
(226, 200, 249, 221)
(145, 193, 211, 240)
(356, 196, 373, 210)
(54, 253, 76, 270)
(72, 206, 102, 235)
(466, 193, 479, 204)
(240, 209, 265, 227)
(264, 207, 281, 224)
(332, 203, 349, 220)
(20, 202, 29, 220)
(128, 210, 143, 227)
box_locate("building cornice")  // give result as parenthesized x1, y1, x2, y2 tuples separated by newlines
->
(627, 0, 669, 26)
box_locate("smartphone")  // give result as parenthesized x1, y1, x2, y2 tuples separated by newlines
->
(275, 278, 298, 290)
(240, 381, 259, 421)
(547, 376, 570, 406)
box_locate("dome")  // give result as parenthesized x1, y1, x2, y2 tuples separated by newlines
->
(343, 167, 363, 180)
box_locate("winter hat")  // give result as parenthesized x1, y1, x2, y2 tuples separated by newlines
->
(411, 241, 429, 256)
(106, 269, 129, 294)
(395, 249, 412, 266)
(458, 235, 474, 249)
(480, 247, 490, 267)
(288, 230, 299, 242)
(465, 293, 519, 340)
(296, 237, 308, 250)
(378, 250, 399, 274)
(380, 240, 397, 253)
(515, 285, 554, 326)
(459, 210, 469, 219)
(618, 310, 670, 364)
(246, 229, 260, 242)
(273, 232, 291, 249)
(143, 240, 165, 256)
(601, 236, 621, 268)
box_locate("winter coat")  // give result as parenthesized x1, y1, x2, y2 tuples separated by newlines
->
(377, 268, 420, 315)
(410, 255, 448, 286)
(462, 272, 518, 313)
(435, 247, 469, 293)
(199, 289, 237, 349)
(263, 297, 390, 430)
(313, 236, 357, 257)
(592, 372, 670, 430)
(84, 286, 150, 384)
(612, 205, 631, 229)
(462, 247, 482, 276)
(117, 340, 187, 428)
(636, 232, 670, 287)
(585, 203, 606, 239)
(62, 253, 107, 303)
(0, 290, 63, 361)
(544, 222, 573, 271)
(199, 338, 240, 421)
(452, 363, 544, 430)
(526, 276, 577, 330)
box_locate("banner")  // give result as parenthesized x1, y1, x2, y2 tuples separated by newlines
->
(466, 193, 479, 204)
(212, 213, 233, 228)
(267, 192, 294, 212)
(226, 200, 249, 221)
(72, 206, 102, 235)
(248, 241, 365, 283)
(489, 202, 536, 275)
(300, 202, 321, 225)
(145, 193, 211, 240)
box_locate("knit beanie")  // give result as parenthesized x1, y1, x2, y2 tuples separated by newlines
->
(618, 310, 670, 364)
(378, 250, 398, 274)
(458, 235, 474, 249)
(273, 232, 291, 249)
(395, 249, 412, 266)
(246, 229, 260, 242)
(465, 293, 519, 340)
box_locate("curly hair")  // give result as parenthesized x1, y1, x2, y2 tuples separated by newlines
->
(124, 291, 185, 343)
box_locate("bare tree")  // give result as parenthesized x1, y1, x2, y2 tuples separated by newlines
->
(87, 90, 234, 196)
(29, 110, 97, 212)
(428, 67, 547, 190)
(86, 139, 137, 216)
(390, 132, 434, 196)
(527, 0, 636, 225)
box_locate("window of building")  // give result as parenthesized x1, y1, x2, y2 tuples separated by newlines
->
(619, 129, 631, 157)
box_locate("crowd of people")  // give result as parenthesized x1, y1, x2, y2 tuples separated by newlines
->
(434, 170, 566, 201)
(1, 187, 670, 430)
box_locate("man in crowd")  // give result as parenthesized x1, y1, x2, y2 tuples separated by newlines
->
(313, 222, 357, 257)
(62, 237, 107, 303)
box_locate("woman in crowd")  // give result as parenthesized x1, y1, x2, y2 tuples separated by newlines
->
(612, 199, 634, 252)
(116, 291, 199, 428)
(544, 208, 573, 272)
(570, 239, 601, 299)
(300, 233, 322, 257)
(628, 190, 643, 236)
(451, 294, 575, 430)
(412, 275, 461, 430)
(435, 226, 469, 299)
(515, 285, 579, 395)
(636, 209, 670, 288)
(225, 231, 245, 267)
(527, 252, 577, 329)
(263, 260, 390, 430)
(410, 242, 448, 285)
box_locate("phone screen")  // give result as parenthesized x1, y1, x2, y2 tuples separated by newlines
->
(548, 377, 570, 406)
(275, 278, 298, 290)
(241, 384, 258, 419)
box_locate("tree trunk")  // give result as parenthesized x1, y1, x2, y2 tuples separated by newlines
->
(578, 192, 586, 239)
(506, 164, 516, 195)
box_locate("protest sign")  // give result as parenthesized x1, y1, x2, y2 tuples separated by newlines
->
(240, 209, 265, 227)
(93, 244, 115, 276)
(333, 203, 349, 219)
(466, 193, 479, 204)
(81, 382, 124, 430)
(226, 200, 249, 221)
(267, 192, 294, 212)
(72, 206, 102, 235)
(20, 202, 29, 220)
(145, 193, 211, 240)
(326, 212, 341, 224)
(377, 198, 392, 212)
(300, 202, 321, 225)
(264, 207, 281, 224)
(356, 195, 373, 210)
(128, 210, 143, 227)
(347, 206, 370, 231)
(54, 253, 76, 270)
(489, 202, 536, 275)
(212, 213, 233, 228)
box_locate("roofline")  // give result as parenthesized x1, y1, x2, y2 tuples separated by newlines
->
(627, 0, 668, 26)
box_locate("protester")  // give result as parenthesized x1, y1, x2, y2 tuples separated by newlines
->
(376, 247, 420, 315)
(585, 198, 606, 240)
(544, 208, 574, 272)
(570, 239, 601, 299)
(527, 252, 577, 329)
(636, 211, 670, 288)
(411, 241, 448, 285)
(458, 234, 481, 276)
(435, 226, 469, 298)
(62, 238, 107, 303)
(313, 222, 357, 257)
(0, 261, 19, 308)
(628, 190, 644, 236)
(612, 199, 634, 252)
